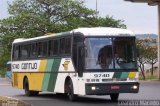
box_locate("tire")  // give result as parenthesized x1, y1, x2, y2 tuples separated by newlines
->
(24, 78, 39, 96)
(110, 93, 119, 102)
(67, 80, 77, 101)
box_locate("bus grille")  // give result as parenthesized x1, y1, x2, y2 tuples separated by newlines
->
(102, 78, 127, 82)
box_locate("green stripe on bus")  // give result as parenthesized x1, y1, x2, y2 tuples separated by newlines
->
(47, 58, 61, 92)
(113, 72, 122, 78)
(42, 59, 54, 91)
(120, 72, 128, 79)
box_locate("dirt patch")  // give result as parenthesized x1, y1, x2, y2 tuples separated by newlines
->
(0, 96, 32, 106)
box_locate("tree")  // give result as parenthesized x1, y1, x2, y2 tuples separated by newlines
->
(146, 47, 158, 76)
(136, 39, 147, 80)
(0, 0, 127, 74)
(136, 38, 158, 79)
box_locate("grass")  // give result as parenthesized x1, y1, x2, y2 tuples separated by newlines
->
(139, 75, 158, 80)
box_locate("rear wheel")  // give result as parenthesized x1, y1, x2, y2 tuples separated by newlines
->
(110, 93, 119, 102)
(24, 78, 39, 96)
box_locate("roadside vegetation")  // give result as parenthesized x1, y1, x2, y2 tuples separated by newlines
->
(0, 0, 158, 80)
(136, 39, 158, 80)
(0, 0, 126, 76)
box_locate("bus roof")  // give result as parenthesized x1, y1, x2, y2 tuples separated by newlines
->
(73, 27, 134, 36)
(13, 27, 134, 44)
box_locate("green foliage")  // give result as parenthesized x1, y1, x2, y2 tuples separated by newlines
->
(146, 47, 158, 75)
(136, 39, 158, 78)
(0, 0, 127, 75)
(136, 39, 148, 80)
(139, 75, 158, 80)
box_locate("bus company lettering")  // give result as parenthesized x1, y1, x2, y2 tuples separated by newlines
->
(21, 63, 37, 70)
(12, 64, 20, 69)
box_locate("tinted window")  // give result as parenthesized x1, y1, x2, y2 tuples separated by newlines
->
(53, 40, 59, 55)
(38, 42, 47, 57)
(20, 45, 29, 59)
(49, 40, 54, 56)
(65, 38, 71, 54)
(60, 38, 65, 54)
(13, 45, 20, 60)
(30, 43, 37, 58)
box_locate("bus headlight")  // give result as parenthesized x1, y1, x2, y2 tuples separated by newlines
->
(91, 86, 96, 90)
(132, 85, 138, 89)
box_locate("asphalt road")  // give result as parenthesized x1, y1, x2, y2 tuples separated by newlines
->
(1, 78, 160, 106)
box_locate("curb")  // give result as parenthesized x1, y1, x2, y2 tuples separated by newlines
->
(0, 96, 32, 106)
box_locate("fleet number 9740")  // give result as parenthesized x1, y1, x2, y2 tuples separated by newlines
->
(94, 74, 110, 78)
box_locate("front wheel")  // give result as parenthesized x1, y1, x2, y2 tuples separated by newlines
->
(67, 80, 77, 101)
(110, 93, 119, 102)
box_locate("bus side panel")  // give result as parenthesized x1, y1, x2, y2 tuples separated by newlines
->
(12, 72, 27, 89)
(54, 58, 79, 94)
(77, 77, 86, 95)
(41, 58, 61, 92)
(30, 60, 47, 91)
(54, 73, 68, 93)
(12, 72, 19, 88)
(12, 60, 47, 91)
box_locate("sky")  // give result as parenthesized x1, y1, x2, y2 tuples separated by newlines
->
(0, 0, 158, 34)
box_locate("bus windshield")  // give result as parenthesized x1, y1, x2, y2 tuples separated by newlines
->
(84, 37, 137, 70)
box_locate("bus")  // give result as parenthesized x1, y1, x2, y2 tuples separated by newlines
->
(11, 27, 139, 101)
(6, 61, 12, 80)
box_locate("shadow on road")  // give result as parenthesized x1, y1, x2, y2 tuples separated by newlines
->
(18, 93, 117, 104)
(41, 93, 112, 103)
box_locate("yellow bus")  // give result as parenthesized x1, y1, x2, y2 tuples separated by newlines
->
(11, 27, 139, 101)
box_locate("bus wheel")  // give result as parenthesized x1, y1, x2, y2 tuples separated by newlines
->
(24, 78, 39, 96)
(67, 80, 77, 101)
(110, 93, 119, 102)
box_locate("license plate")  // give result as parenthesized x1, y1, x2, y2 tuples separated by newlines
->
(111, 85, 120, 90)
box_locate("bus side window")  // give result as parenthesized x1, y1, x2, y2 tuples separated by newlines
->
(65, 37, 71, 54)
(53, 40, 59, 55)
(13, 45, 20, 60)
(60, 38, 65, 55)
(30, 43, 37, 58)
(38, 42, 47, 57)
(49, 40, 54, 56)
(20, 44, 29, 59)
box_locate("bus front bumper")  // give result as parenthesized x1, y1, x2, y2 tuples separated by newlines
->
(85, 82, 139, 95)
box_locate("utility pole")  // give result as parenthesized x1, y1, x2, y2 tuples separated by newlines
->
(125, 0, 160, 80)
(96, 0, 98, 18)
(158, 2, 160, 80)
